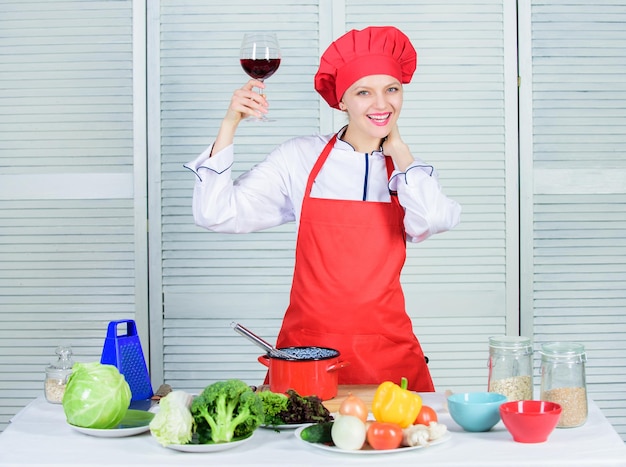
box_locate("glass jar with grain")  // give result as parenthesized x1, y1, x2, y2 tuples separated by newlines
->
(540, 342, 588, 428)
(487, 336, 534, 401)
(44, 345, 74, 404)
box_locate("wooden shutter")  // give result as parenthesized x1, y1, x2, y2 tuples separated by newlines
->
(520, 0, 626, 440)
(152, 0, 517, 394)
(0, 0, 145, 430)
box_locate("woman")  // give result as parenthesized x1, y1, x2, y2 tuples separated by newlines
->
(185, 26, 461, 391)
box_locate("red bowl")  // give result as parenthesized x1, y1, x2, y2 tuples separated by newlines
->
(499, 400, 562, 443)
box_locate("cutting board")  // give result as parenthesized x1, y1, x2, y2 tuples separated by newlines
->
(322, 385, 378, 413)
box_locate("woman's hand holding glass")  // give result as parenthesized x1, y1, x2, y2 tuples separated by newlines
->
(211, 79, 269, 157)
(225, 79, 269, 124)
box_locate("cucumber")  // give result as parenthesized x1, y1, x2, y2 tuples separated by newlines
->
(300, 421, 334, 444)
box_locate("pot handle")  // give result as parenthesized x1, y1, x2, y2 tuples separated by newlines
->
(326, 360, 350, 372)
(257, 355, 270, 368)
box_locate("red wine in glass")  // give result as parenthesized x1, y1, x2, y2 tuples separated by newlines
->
(240, 58, 281, 80)
(240, 33, 281, 122)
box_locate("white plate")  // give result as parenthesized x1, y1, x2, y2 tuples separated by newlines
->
(164, 432, 256, 453)
(294, 426, 451, 455)
(261, 422, 310, 430)
(69, 410, 154, 438)
(71, 424, 150, 438)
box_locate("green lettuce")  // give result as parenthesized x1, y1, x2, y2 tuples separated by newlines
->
(149, 391, 194, 446)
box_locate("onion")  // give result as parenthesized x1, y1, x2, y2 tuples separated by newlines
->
(339, 393, 368, 423)
(331, 415, 367, 450)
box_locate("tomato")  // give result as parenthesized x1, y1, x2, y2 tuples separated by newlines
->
(414, 405, 438, 426)
(366, 422, 403, 450)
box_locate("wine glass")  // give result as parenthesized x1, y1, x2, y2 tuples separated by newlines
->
(240, 32, 281, 122)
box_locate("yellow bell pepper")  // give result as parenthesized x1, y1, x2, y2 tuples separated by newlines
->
(372, 377, 423, 428)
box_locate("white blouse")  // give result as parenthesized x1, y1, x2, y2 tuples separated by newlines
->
(184, 131, 461, 243)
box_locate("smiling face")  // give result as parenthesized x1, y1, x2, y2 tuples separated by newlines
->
(339, 74, 404, 153)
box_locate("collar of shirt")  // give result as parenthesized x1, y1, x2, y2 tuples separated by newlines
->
(334, 125, 385, 156)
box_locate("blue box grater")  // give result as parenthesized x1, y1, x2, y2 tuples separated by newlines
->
(100, 319, 153, 401)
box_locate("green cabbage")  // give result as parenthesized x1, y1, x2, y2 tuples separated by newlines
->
(62, 362, 131, 429)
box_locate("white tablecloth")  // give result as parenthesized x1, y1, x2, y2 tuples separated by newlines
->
(1, 393, 625, 466)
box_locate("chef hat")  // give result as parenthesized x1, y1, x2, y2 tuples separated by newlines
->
(314, 26, 417, 109)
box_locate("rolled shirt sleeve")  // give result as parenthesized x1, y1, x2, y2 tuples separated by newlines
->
(389, 162, 462, 243)
(183, 143, 295, 233)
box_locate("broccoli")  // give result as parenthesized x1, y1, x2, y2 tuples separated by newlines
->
(190, 379, 264, 444)
(257, 390, 289, 426)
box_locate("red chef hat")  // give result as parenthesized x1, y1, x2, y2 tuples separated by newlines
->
(314, 26, 417, 109)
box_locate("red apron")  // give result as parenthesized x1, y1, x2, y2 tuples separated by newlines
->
(274, 135, 434, 392)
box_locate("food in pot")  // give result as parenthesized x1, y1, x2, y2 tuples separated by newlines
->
(277, 346, 338, 360)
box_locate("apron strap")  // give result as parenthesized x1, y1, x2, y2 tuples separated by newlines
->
(305, 134, 337, 198)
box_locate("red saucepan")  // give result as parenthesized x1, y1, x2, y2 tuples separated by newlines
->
(257, 346, 350, 400)
(231, 322, 350, 400)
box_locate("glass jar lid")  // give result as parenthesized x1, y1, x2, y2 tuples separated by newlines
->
(47, 345, 74, 370)
(540, 342, 586, 361)
(489, 335, 532, 350)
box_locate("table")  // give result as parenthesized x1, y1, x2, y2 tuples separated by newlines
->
(1, 388, 625, 466)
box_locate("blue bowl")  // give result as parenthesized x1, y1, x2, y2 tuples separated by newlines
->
(447, 392, 508, 432)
